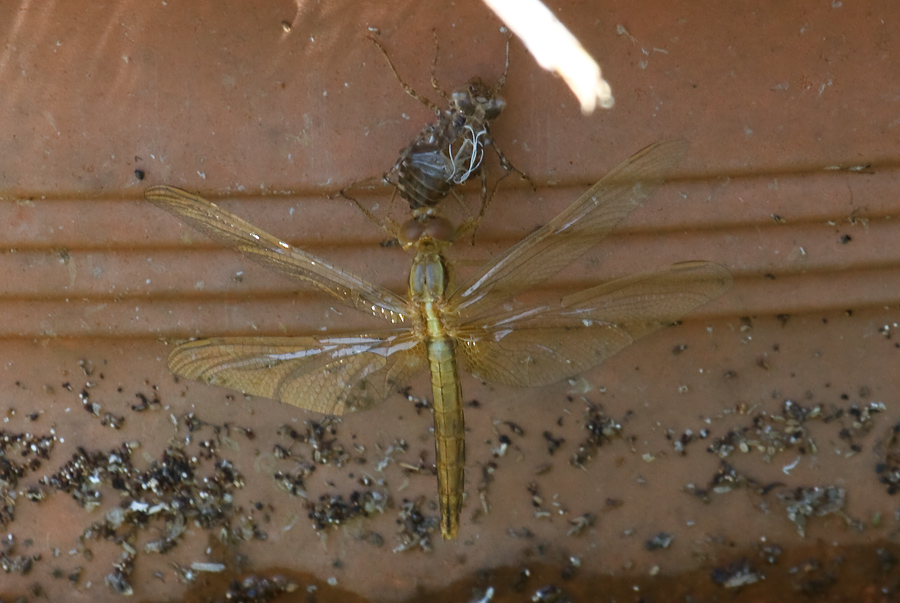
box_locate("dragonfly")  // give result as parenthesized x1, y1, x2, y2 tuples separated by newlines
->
(144, 139, 732, 540)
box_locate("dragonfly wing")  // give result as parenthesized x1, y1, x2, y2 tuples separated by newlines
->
(167, 333, 427, 414)
(145, 185, 410, 324)
(458, 261, 732, 387)
(449, 139, 688, 319)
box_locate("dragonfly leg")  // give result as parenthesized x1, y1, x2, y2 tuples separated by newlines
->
(481, 138, 534, 218)
(427, 30, 451, 103)
(455, 133, 535, 245)
(337, 178, 401, 241)
(492, 35, 511, 95)
(369, 34, 442, 114)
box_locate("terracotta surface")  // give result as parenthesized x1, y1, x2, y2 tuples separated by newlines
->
(1, 1, 899, 601)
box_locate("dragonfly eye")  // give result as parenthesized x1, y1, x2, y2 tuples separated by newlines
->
(399, 217, 455, 246)
(422, 216, 455, 243)
(398, 219, 426, 247)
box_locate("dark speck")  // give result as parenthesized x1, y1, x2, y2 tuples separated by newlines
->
(505, 421, 524, 436)
(645, 532, 673, 550)
(878, 548, 898, 573)
(542, 431, 564, 455)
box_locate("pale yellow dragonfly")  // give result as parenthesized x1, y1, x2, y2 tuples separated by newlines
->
(145, 139, 731, 540)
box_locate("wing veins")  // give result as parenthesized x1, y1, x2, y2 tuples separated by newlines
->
(145, 185, 410, 323)
(449, 139, 689, 319)
(167, 333, 426, 415)
(457, 261, 732, 387)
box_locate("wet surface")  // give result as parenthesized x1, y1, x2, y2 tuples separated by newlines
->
(2, 0, 900, 601)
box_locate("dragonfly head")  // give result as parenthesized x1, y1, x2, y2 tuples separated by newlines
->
(398, 215, 455, 248)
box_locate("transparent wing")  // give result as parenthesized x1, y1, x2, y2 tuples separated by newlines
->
(456, 261, 732, 387)
(167, 332, 427, 415)
(145, 185, 411, 324)
(449, 139, 688, 319)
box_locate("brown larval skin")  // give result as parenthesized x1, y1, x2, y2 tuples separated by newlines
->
(391, 79, 505, 211)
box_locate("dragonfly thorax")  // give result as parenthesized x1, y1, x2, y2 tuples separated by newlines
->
(409, 239, 450, 304)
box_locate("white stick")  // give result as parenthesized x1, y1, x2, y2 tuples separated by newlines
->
(482, 0, 614, 113)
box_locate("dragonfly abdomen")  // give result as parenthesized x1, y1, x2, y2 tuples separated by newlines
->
(426, 336, 465, 540)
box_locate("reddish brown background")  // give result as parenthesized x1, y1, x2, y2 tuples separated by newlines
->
(1, 1, 899, 601)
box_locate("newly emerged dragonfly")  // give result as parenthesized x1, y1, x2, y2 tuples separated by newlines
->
(145, 139, 732, 540)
